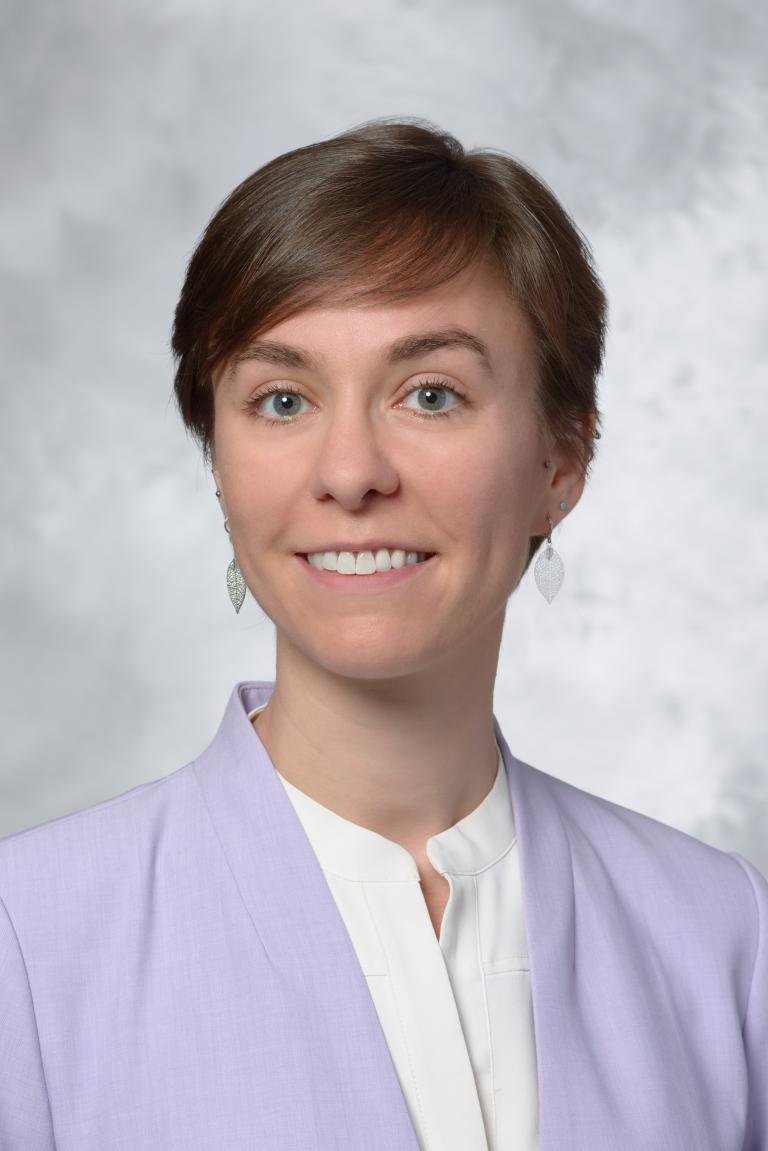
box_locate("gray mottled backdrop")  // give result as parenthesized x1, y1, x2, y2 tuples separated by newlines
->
(1, 0, 766, 872)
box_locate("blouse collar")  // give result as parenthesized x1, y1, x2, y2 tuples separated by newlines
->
(247, 702, 516, 882)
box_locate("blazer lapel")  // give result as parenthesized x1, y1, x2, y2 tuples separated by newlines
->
(494, 722, 723, 1151)
(493, 720, 578, 1150)
(192, 681, 421, 1150)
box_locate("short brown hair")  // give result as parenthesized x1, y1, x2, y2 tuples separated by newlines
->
(171, 116, 607, 574)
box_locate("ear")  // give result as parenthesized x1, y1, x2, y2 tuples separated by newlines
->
(539, 414, 595, 533)
(211, 461, 228, 520)
(210, 446, 222, 498)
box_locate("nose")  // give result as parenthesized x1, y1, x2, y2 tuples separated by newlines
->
(307, 397, 400, 509)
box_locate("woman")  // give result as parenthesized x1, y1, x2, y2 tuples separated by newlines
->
(0, 118, 765, 1151)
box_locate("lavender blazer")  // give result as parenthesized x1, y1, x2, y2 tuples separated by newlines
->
(1, 680, 765, 1150)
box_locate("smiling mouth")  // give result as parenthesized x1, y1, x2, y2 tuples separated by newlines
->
(297, 552, 436, 566)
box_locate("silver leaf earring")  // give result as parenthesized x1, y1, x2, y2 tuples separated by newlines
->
(534, 500, 568, 604)
(216, 488, 246, 614)
(226, 554, 246, 615)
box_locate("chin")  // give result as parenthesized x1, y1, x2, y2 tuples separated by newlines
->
(294, 633, 435, 681)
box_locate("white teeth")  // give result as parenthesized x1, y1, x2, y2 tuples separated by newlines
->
(306, 548, 429, 574)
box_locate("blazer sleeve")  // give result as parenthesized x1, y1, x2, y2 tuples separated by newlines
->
(730, 852, 768, 1151)
(0, 894, 57, 1150)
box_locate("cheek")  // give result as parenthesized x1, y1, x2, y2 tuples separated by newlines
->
(441, 432, 539, 541)
(214, 421, 280, 513)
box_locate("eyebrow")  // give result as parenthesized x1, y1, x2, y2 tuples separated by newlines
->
(231, 326, 494, 375)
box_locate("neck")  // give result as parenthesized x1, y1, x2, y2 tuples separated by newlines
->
(251, 618, 505, 852)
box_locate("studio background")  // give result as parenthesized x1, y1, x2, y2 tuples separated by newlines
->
(1, 0, 766, 873)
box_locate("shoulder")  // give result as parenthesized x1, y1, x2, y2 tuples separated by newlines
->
(547, 758, 766, 889)
(0, 760, 204, 946)
(514, 756, 766, 953)
(0, 760, 195, 858)
(524, 755, 757, 871)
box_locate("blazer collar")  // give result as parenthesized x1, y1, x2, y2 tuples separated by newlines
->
(192, 680, 577, 1150)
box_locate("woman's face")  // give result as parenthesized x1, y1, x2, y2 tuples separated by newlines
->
(211, 257, 580, 679)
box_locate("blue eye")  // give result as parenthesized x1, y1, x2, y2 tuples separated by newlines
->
(399, 379, 465, 419)
(244, 376, 468, 427)
(245, 387, 307, 421)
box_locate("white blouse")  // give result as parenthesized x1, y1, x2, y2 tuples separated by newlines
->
(248, 703, 539, 1151)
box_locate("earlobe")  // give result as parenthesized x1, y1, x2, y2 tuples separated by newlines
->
(543, 449, 587, 510)
(212, 470, 226, 516)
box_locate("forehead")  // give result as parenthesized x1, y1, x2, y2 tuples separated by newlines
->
(230, 258, 535, 374)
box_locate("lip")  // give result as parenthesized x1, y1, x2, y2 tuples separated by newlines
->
(295, 552, 438, 593)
